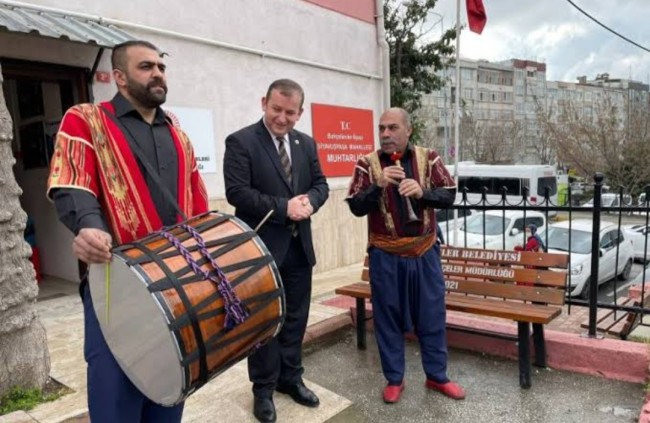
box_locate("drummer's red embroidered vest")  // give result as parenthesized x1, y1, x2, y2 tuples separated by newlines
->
(47, 102, 208, 244)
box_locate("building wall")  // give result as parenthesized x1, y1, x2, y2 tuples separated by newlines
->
(1, 0, 383, 277)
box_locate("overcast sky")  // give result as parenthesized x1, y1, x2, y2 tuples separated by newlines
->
(430, 0, 650, 83)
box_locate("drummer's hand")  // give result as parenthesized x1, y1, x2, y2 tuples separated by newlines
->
(73, 228, 112, 264)
(287, 195, 313, 221)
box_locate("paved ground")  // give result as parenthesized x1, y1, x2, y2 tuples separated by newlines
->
(25, 270, 357, 423)
(305, 330, 644, 423)
(4, 260, 645, 423)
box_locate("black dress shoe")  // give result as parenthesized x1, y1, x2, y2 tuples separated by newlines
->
(276, 382, 320, 407)
(253, 396, 276, 423)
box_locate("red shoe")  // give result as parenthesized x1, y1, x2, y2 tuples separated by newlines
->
(383, 382, 405, 403)
(425, 379, 465, 400)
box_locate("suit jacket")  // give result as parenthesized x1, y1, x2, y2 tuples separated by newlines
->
(223, 119, 329, 267)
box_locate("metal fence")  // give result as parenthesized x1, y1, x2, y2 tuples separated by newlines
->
(437, 172, 650, 338)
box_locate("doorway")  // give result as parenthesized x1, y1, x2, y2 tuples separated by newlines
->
(1, 59, 89, 291)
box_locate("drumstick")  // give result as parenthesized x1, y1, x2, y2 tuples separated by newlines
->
(105, 264, 111, 325)
(254, 209, 274, 232)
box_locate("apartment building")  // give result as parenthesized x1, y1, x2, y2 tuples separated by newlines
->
(422, 57, 649, 166)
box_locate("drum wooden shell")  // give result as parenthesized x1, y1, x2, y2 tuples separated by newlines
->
(89, 211, 284, 405)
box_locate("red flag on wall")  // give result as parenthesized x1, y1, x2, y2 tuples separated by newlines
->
(466, 0, 487, 34)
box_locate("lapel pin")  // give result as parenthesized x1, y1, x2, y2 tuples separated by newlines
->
(294, 139, 299, 145)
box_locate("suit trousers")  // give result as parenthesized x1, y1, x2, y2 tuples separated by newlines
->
(82, 285, 184, 423)
(248, 235, 313, 397)
(368, 245, 449, 385)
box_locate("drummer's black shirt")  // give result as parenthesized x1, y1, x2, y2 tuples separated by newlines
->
(52, 93, 180, 237)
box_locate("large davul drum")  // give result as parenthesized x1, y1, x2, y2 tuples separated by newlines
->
(88, 211, 284, 405)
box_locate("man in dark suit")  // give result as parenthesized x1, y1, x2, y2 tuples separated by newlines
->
(223, 79, 329, 423)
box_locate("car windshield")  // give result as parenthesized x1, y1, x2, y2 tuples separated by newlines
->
(462, 214, 511, 236)
(545, 226, 592, 254)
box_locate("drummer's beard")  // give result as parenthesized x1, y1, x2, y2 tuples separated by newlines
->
(126, 77, 168, 109)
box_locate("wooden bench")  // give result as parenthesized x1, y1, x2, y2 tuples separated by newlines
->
(335, 246, 569, 389)
(580, 295, 650, 339)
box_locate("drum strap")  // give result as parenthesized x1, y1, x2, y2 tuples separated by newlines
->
(100, 104, 188, 222)
(127, 214, 232, 252)
(135, 240, 210, 385)
(159, 228, 249, 330)
(151, 232, 256, 266)
(182, 314, 284, 367)
(148, 254, 274, 293)
(170, 287, 282, 333)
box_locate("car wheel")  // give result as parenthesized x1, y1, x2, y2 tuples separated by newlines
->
(579, 277, 591, 300)
(618, 259, 633, 281)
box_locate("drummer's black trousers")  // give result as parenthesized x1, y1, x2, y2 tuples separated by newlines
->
(82, 284, 185, 422)
(247, 235, 313, 397)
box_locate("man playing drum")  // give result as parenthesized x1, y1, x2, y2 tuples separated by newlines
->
(47, 40, 208, 423)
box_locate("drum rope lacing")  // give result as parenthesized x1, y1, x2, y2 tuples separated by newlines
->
(159, 225, 249, 330)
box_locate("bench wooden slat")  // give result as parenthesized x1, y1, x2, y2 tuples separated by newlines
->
(445, 279, 565, 305)
(335, 279, 566, 307)
(441, 246, 569, 269)
(446, 295, 561, 324)
(579, 298, 632, 332)
(442, 263, 567, 288)
(608, 313, 636, 336)
(335, 282, 371, 299)
(580, 295, 650, 338)
(621, 295, 650, 336)
(361, 268, 369, 282)
(334, 282, 562, 323)
(598, 312, 628, 332)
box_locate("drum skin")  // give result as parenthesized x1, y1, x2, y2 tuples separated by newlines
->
(89, 211, 284, 405)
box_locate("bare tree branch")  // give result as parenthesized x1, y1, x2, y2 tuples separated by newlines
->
(537, 94, 650, 196)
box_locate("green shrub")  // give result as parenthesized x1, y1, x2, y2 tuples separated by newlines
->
(0, 385, 62, 415)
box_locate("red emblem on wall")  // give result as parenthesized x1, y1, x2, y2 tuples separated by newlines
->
(311, 103, 375, 177)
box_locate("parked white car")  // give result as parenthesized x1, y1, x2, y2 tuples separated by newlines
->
(582, 193, 633, 213)
(447, 210, 545, 250)
(541, 220, 634, 299)
(436, 208, 476, 244)
(622, 224, 650, 263)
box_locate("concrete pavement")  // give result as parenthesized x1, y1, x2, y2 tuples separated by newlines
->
(4, 265, 362, 423)
(2, 260, 649, 422)
(307, 331, 643, 423)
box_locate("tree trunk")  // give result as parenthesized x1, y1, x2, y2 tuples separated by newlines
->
(0, 65, 50, 396)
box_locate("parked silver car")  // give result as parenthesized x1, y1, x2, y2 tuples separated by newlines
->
(541, 220, 634, 299)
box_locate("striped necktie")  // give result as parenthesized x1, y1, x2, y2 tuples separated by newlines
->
(276, 136, 292, 184)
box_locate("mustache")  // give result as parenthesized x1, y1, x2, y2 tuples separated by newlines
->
(147, 79, 168, 91)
